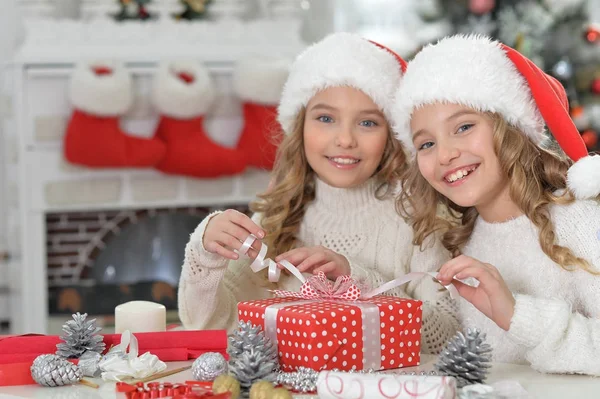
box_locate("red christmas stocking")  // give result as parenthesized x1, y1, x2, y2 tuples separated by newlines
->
(152, 61, 247, 178)
(232, 57, 290, 170)
(64, 61, 166, 167)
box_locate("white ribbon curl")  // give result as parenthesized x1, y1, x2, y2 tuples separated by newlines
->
(237, 234, 306, 284)
(98, 330, 167, 382)
(238, 234, 458, 300)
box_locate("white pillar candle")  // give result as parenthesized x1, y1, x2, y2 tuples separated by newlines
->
(115, 301, 166, 334)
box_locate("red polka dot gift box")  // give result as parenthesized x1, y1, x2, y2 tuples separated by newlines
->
(237, 294, 423, 372)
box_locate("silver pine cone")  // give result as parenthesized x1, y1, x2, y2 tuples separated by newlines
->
(56, 312, 105, 359)
(31, 354, 82, 387)
(229, 347, 278, 397)
(228, 321, 277, 364)
(435, 328, 492, 388)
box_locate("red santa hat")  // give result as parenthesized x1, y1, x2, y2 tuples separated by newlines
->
(277, 32, 407, 135)
(393, 34, 600, 200)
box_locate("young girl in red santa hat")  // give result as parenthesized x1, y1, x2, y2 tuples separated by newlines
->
(394, 34, 600, 375)
(178, 32, 459, 355)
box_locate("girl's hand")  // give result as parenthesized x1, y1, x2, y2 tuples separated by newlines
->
(437, 255, 515, 331)
(203, 209, 265, 260)
(276, 246, 351, 280)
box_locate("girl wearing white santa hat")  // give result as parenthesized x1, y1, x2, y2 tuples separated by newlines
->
(394, 34, 600, 375)
(178, 32, 460, 355)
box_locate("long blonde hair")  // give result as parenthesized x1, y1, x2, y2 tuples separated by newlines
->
(397, 113, 599, 274)
(252, 108, 407, 258)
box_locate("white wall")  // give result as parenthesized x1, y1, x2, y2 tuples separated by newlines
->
(0, 1, 25, 327)
(1, 1, 25, 255)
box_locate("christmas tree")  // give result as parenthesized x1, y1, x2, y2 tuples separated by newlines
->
(436, 0, 600, 152)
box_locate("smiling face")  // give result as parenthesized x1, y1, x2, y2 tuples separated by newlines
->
(303, 86, 389, 188)
(410, 102, 515, 220)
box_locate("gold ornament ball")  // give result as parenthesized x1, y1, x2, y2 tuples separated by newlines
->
(249, 380, 275, 399)
(270, 387, 293, 399)
(213, 374, 241, 399)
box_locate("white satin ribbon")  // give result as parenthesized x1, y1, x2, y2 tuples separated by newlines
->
(237, 234, 306, 284)
(363, 272, 459, 300)
(238, 234, 457, 300)
(98, 330, 167, 382)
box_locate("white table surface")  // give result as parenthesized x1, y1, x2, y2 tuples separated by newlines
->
(0, 355, 598, 398)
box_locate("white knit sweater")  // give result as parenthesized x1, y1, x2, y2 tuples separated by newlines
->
(178, 178, 460, 354)
(458, 199, 600, 375)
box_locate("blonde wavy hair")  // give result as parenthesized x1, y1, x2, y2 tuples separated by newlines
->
(397, 112, 599, 274)
(251, 107, 408, 258)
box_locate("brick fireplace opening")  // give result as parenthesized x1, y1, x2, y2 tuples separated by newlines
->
(46, 205, 249, 323)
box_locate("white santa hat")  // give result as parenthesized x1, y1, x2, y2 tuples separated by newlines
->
(393, 34, 600, 200)
(277, 32, 407, 135)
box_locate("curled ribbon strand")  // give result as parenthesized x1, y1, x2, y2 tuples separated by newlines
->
(237, 234, 306, 284)
(237, 234, 457, 300)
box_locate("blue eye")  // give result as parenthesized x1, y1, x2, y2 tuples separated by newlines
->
(360, 120, 378, 127)
(317, 115, 334, 123)
(418, 142, 434, 151)
(457, 124, 473, 133)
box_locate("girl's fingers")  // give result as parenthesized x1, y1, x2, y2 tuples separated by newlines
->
(450, 279, 492, 319)
(226, 210, 265, 239)
(482, 263, 502, 280)
(296, 252, 327, 272)
(223, 223, 255, 246)
(275, 249, 296, 262)
(437, 259, 475, 284)
(439, 254, 470, 271)
(275, 252, 288, 262)
(276, 247, 308, 262)
(246, 247, 259, 259)
(278, 249, 311, 267)
(313, 262, 336, 275)
(210, 242, 239, 260)
(450, 279, 477, 301)
(215, 232, 245, 254)
(453, 266, 502, 294)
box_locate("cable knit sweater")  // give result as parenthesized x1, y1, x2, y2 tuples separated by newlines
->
(458, 199, 600, 375)
(178, 178, 460, 354)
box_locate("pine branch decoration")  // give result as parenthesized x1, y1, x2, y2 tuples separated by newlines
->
(56, 313, 105, 359)
(435, 328, 492, 388)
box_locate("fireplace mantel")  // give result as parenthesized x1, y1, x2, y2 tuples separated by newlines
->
(9, 17, 305, 334)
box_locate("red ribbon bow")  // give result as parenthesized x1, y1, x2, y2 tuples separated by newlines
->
(273, 272, 364, 301)
(116, 381, 230, 399)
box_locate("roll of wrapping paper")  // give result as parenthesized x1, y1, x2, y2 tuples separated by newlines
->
(0, 330, 227, 386)
(316, 370, 457, 399)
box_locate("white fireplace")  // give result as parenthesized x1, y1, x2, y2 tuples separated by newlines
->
(6, 6, 305, 333)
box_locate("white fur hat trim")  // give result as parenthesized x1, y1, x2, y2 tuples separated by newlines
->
(567, 155, 600, 199)
(233, 56, 291, 105)
(152, 61, 215, 119)
(277, 32, 404, 135)
(69, 60, 132, 117)
(393, 35, 545, 153)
